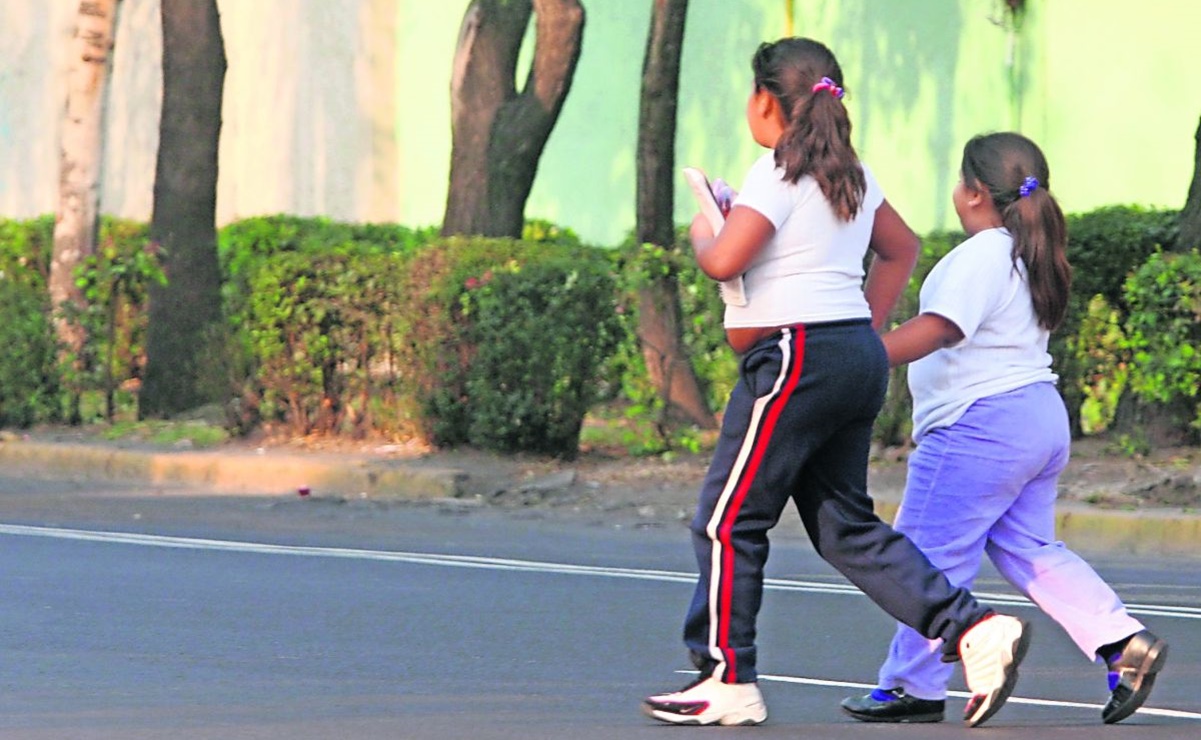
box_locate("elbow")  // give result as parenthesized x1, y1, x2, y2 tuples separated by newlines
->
(704, 263, 742, 282)
(696, 253, 742, 282)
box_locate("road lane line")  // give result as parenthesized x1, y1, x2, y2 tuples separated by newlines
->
(8, 522, 1199, 721)
(4, 523, 1201, 624)
(757, 674, 1201, 720)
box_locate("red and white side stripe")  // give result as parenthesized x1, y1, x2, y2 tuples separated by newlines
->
(705, 327, 805, 683)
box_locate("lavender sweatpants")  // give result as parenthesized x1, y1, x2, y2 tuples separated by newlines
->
(876, 382, 1145, 700)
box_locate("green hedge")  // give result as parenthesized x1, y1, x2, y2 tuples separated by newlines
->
(223, 221, 619, 457)
(0, 277, 60, 427)
(392, 236, 618, 457)
(1122, 249, 1201, 442)
(2, 208, 1196, 451)
(1056, 206, 1181, 436)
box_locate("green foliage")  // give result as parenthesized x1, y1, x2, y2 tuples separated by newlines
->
(1056, 206, 1180, 436)
(1075, 295, 1127, 434)
(0, 215, 53, 289)
(0, 215, 159, 427)
(1065, 206, 1179, 308)
(521, 218, 582, 247)
(0, 277, 60, 427)
(397, 237, 619, 457)
(607, 230, 734, 454)
(218, 215, 436, 332)
(459, 254, 621, 457)
(1122, 249, 1201, 436)
(220, 215, 438, 436)
(240, 249, 409, 436)
(68, 219, 163, 420)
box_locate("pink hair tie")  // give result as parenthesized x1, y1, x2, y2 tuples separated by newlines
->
(811, 76, 844, 99)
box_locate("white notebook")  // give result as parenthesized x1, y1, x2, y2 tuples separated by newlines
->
(682, 167, 747, 307)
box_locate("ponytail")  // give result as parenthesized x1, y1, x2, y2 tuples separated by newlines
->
(752, 38, 865, 221)
(962, 132, 1072, 331)
(1000, 189, 1072, 330)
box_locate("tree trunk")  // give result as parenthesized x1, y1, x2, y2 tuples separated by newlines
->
(50, 0, 122, 421)
(1178, 115, 1201, 251)
(139, 0, 227, 418)
(441, 0, 585, 238)
(635, 0, 715, 430)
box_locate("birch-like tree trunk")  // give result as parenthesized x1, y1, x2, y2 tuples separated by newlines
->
(50, 0, 122, 418)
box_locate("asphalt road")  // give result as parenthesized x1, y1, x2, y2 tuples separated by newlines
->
(1, 476, 1199, 739)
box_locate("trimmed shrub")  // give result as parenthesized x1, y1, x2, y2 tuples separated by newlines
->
(0, 278, 60, 427)
(0, 215, 53, 290)
(1056, 206, 1180, 436)
(397, 237, 619, 458)
(1121, 249, 1201, 444)
(461, 256, 621, 456)
(240, 249, 409, 437)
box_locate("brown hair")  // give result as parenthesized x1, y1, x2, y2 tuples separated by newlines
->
(960, 132, 1072, 331)
(751, 37, 864, 221)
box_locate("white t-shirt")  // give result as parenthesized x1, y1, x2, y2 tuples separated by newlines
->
(723, 152, 884, 328)
(908, 227, 1058, 442)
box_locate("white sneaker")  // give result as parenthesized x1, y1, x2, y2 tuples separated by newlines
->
(958, 615, 1030, 727)
(642, 676, 767, 726)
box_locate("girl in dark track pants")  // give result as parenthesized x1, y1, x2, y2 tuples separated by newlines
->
(642, 37, 1031, 729)
(683, 320, 985, 687)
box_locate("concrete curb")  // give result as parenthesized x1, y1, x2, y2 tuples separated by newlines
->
(3, 439, 1199, 558)
(0, 441, 466, 500)
(870, 500, 1201, 559)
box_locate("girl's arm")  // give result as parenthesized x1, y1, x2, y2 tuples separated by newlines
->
(881, 313, 964, 367)
(689, 205, 775, 281)
(863, 199, 919, 331)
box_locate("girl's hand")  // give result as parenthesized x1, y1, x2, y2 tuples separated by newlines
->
(712, 178, 737, 217)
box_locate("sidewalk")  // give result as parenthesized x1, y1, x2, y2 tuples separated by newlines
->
(1, 433, 1199, 558)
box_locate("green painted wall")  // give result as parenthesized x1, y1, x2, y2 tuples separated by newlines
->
(2, 1, 1197, 246)
(395, 0, 1201, 246)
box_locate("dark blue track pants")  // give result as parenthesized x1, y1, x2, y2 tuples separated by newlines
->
(682, 320, 991, 684)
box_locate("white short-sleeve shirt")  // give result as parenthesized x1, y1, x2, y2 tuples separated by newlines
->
(908, 227, 1058, 442)
(723, 152, 884, 328)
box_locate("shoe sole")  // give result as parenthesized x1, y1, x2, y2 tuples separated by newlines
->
(840, 706, 944, 723)
(963, 619, 1031, 728)
(641, 701, 767, 726)
(1103, 639, 1169, 725)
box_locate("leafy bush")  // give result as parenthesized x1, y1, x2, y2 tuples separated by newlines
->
(0, 278, 60, 427)
(1065, 206, 1179, 309)
(71, 219, 163, 420)
(1121, 249, 1201, 442)
(397, 237, 619, 457)
(0, 215, 53, 290)
(240, 249, 409, 437)
(460, 256, 621, 457)
(221, 216, 437, 436)
(1056, 206, 1180, 436)
(0, 216, 156, 425)
(219, 215, 436, 332)
(608, 232, 733, 453)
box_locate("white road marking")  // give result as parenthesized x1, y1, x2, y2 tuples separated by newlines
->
(7, 522, 1199, 721)
(3, 523, 1200, 622)
(759, 674, 1201, 720)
